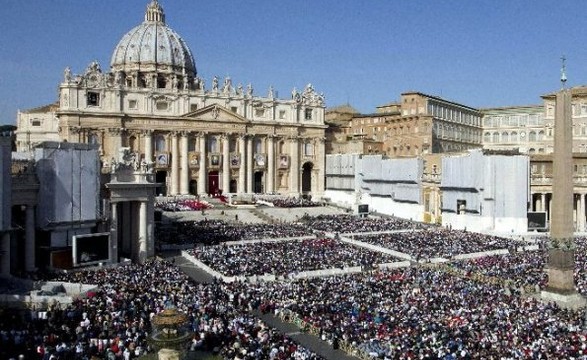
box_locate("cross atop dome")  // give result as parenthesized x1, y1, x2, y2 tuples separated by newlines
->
(145, 0, 165, 23)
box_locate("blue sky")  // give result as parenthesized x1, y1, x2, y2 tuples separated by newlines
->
(0, 0, 585, 124)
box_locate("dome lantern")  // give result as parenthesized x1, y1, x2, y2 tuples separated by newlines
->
(145, 0, 165, 23)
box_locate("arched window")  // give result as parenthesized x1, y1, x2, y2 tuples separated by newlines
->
(538, 130, 544, 141)
(529, 148, 536, 154)
(511, 131, 518, 142)
(155, 135, 166, 152)
(492, 132, 499, 143)
(484, 132, 491, 143)
(501, 131, 509, 143)
(529, 131, 536, 142)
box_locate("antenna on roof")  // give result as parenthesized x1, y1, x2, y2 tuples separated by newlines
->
(561, 55, 567, 89)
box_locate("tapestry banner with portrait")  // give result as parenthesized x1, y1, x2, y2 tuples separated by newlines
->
(278, 154, 289, 169)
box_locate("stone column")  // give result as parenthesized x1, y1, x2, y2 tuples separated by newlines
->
(316, 137, 325, 196)
(138, 201, 148, 264)
(170, 133, 179, 195)
(25, 205, 36, 272)
(198, 133, 207, 195)
(180, 132, 189, 195)
(109, 202, 118, 263)
(147, 199, 155, 258)
(238, 135, 246, 194)
(289, 137, 299, 195)
(576, 195, 580, 230)
(108, 128, 123, 159)
(222, 134, 230, 194)
(246, 136, 254, 193)
(267, 135, 275, 193)
(541, 193, 546, 212)
(0, 233, 9, 275)
(581, 194, 586, 232)
(144, 130, 153, 163)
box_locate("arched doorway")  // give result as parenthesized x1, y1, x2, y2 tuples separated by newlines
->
(254, 171, 264, 193)
(155, 171, 167, 196)
(208, 171, 219, 196)
(189, 180, 198, 195)
(302, 162, 313, 194)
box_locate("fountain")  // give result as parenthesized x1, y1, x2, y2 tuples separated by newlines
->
(149, 306, 191, 360)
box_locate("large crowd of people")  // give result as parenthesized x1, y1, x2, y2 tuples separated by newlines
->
(254, 196, 322, 208)
(11, 206, 587, 359)
(251, 267, 587, 359)
(188, 238, 399, 277)
(355, 229, 521, 259)
(156, 214, 435, 247)
(161, 220, 311, 246)
(0, 259, 324, 360)
(301, 214, 429, 234)
(154, 199, 212, 212)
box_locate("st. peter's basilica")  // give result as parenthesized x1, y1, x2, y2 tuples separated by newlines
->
(19, 0, 326, 198)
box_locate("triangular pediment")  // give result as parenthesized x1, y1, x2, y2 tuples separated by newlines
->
(182, 104, 250, 123)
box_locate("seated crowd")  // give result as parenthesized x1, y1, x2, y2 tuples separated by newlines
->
(155, 199, 212, 212)
(251, 267, 587, 359)
(188, 238, 399, 277)
(157, 214, 435, 247)
(0, 259, 323, 360)
(355, 229, 521, 259)
(449, 236, 587, 296)
(10, 210, 587, 359)
(165, 220, 311, 245)
(301, 214, 429, 234)
(254, 195, 322, 208)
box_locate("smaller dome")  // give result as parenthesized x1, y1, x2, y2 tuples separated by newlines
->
(110, 1, 196, 77)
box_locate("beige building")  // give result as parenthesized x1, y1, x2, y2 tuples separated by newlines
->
(15, 103, 61, 153)
(349, 92, 482, 158)
(25, 1, 326, 198)
(324, 104, 358, 154)
(481, 105, 546, 154)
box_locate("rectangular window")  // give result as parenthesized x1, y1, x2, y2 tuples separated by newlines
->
(231, 106, 238, 113)
(190, 104, 198, 112)
(31, 119, 41, 127)
(305, 108, 313, 120)
(156, 101, 169, 111)
(255, 108, 265, 117)
(87, 92, 100, 106)
(304, 143, 314, 156)
(128, 100, 137, 109)
(279, 110, 286, 119)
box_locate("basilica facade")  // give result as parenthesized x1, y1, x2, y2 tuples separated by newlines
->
(42, 1, 326, 198)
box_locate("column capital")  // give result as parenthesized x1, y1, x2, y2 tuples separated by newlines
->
(141, 129, 153, 136)
(108, 127, 126, 135)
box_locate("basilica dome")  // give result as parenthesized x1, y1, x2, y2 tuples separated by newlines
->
(110, 1, 196, 78)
